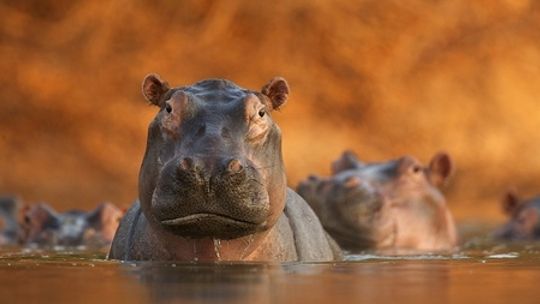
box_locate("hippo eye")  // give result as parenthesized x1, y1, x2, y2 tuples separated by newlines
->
(165, 104, 172, 113)
(258, 109, 266, 118)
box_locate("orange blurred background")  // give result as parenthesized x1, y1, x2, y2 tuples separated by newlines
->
(1, 0, 540, 222)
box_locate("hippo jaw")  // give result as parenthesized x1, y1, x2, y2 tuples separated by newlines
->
(151, 193, 271, 240)
(160, 213, 267, 239)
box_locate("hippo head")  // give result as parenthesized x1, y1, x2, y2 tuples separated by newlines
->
(0, 196, 20, 244)
(299, 151, 456, 251)
(495, 191, 540, 240)
(21, 203, 123, 247)
(336, 151, 456, 250)
(138, 74, 288, 240)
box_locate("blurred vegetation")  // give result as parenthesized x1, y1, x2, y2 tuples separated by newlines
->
(1, 0, 540, 221)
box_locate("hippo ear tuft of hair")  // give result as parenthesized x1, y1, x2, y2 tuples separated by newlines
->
(429, 152, 453, 187)
(502, 189, 521, 215)
(142, 73, 170, 106)
(261, 77, 289, 110)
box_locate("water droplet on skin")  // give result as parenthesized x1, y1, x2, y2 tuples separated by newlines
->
(213, 238, 221, 260)
(192, 242, 199, 262)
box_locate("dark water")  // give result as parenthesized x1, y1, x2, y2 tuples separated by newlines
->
(2, 223, 540, 304)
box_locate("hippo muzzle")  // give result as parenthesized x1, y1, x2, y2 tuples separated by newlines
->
(151, 155, 270, 239)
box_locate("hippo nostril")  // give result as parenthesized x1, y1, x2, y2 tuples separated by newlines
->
(308, 175, 319, 182)
(196, 124, 206, 137)
(221, 127, 231, 138)
(179, 157, 195, 172)
(227, 159, 244, 174)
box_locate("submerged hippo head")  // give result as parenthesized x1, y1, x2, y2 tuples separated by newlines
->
(298, 173, 391, 250)
(0, 196, 20, 245)
(298, 151, 457, 252)
(139, 74, 288, 240)
(494, 190, 540, 240)
(21, 203, 123, 248)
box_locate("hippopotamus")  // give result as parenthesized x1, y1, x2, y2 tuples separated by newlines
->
(20, 202, 123, 248)
(109, 74, 341, 262)
(494, 190, 540, 240)
(297, 151, 457, 253)
(0, 196, 20, 245)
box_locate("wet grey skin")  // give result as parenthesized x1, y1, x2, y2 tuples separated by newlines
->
(298, 151, 457, 253)
(0, 196, 20, 245)
(108, 74, 341, 262)
(495, 192, 540, 240)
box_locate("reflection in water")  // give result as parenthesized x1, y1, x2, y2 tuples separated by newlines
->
(124, 262, 275, 304)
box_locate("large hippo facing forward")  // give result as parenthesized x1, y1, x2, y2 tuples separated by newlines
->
(297, 151, 457, 253)
(109, 74, 340, 262)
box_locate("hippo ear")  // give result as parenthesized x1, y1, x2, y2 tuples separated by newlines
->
(22, 203, 59, 228)
(502, 189, 521, 215)
(32, 204, 58, 218)
(331, 150, 363, 175)
(297, 175, 322, 195)
(142, 73, 170, 106)
(428, 152, 453, 187)
(261, 77, 289, 110)
(86, 203, 122, 229)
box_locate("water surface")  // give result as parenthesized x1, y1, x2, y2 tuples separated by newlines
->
(1, 224, 540, 304)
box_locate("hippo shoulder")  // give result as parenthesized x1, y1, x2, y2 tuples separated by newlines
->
(284, 188, 343, 261)
(108, 201, 143, 260)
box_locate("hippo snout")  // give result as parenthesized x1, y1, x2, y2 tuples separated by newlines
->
(151, 156, 270, 239)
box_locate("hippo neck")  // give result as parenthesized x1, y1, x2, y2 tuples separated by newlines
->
(390, 202, 457, 250)
(141, 215, 293, 262)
